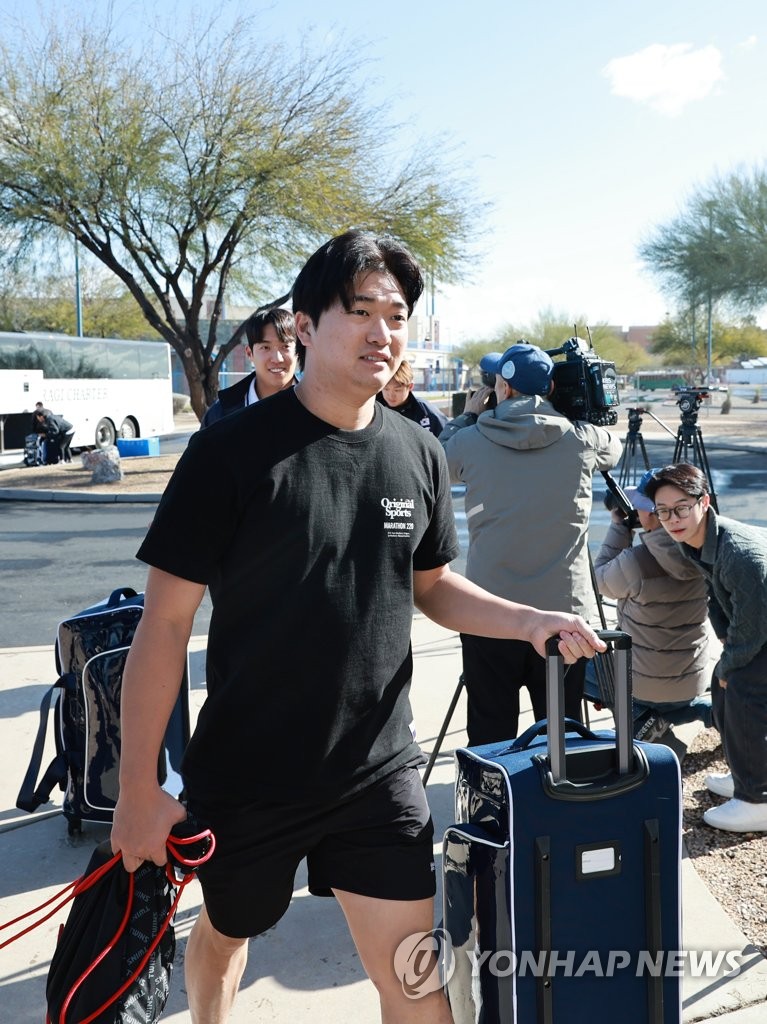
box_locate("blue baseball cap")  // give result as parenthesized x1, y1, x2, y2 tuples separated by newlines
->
(625, 469, 657, 512)
(479, 351, 502, 375)
(493, 343, 553, 397)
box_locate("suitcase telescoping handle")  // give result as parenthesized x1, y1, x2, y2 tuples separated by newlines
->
(544, 630, 632, 784)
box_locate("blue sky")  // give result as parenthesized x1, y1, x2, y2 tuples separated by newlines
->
(4, 0, 766, 343)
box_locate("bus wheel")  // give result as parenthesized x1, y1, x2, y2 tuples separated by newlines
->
(95, 418, 116, 448)
(119, 417, 138, 439)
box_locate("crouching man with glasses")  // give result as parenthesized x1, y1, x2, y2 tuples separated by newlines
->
(644, 462, 767, 832)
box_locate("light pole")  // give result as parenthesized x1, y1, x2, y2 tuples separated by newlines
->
(74, 237, 83, 337)
(705, 203, 714, 385)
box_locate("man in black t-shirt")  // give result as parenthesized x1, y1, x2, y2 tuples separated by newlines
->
(111, 230, 605, 1024)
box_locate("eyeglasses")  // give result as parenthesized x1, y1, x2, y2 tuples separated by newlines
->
(652, 497, 702, 521)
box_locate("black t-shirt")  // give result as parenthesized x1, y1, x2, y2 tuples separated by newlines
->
(137, 389, 460, 805)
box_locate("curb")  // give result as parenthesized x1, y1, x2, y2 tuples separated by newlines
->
(0, 488, 161, 503)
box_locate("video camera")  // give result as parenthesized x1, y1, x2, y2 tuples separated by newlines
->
(545, 337, 620, 426)
(672, 386, 709, 417)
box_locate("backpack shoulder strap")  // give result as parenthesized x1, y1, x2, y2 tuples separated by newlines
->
(16, 676, 71, 813)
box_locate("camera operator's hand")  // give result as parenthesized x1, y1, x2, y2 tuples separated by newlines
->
(465, 385, 495, 415)
(610, 509, 631, 527)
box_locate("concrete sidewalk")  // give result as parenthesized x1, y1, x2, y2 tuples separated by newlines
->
(1, 618, 766, 1022)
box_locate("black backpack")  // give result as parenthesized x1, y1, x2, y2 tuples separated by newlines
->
(16, 587, 190, 834)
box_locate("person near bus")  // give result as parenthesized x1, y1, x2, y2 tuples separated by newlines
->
(201, 308, 298, 427)
(31, 401, 52, 433)
(51, 414, 75, 463)
(32, 409, 75, 464)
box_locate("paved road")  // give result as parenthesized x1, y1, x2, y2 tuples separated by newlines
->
(0, 501, 213, 648)
(1, 439, 764, 649)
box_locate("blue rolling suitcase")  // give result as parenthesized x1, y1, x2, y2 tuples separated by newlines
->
(443, 631, 682, 1024)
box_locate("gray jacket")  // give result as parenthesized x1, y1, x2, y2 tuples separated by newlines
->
(441, 395, 621, 620)
(680, 509, 767, 678)
(594, 522, 712, 703)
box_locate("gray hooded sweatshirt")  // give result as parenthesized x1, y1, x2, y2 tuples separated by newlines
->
(442, 395, 621, 622)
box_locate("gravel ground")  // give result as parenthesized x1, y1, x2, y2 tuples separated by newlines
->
(0, 451, 183, 492)
(682, 726, 767, 957)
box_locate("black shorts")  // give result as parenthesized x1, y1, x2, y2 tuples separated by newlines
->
(187, 763, 435, 938)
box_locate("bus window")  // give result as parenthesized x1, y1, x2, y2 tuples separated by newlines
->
(106, 341, 138, 379)
(71, 339, 107, 378)
(139, 342, 171, 379)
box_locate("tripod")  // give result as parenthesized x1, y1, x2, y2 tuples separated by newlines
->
(615, 408, 651, 487)
(672, 409, 719, 512)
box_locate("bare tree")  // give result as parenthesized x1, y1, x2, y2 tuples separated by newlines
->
(0, 7, 482, 417)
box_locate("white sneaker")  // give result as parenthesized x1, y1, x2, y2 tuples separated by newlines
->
(705, 772, 735, 798)
(703, 798, 767, 832)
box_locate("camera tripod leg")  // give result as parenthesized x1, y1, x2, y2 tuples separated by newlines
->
(672, 426, 718, 512)
(422, 673, 465, 786)
(617, 430, 650, 487)
(638, 434, 650, 474)
(694, 428, 719, 512)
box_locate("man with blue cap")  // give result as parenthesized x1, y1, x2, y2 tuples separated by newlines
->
(442, 341, 622, 743)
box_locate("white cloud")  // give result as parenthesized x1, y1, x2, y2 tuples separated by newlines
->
(739, 35, 758, 50)
(603, 43, 724, 116)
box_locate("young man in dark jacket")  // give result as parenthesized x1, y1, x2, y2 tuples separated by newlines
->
(646, 462, 767, 832)
(201, 307, 298, 427)
(378, 359, 447, 437)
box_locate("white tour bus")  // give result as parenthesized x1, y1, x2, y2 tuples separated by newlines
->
(0, 330, 174, 452)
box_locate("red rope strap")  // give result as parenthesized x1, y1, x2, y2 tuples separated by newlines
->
(0, 827, 215, 1024)
(0, 851, 122, 950)
(58, 829, 216, 1024)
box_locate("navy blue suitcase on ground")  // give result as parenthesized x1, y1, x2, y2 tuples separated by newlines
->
(443, 632, 682, 1024)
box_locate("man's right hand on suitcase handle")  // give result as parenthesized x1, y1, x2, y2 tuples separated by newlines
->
(528, 612, 608, 662)
(544, 629, 630, 658)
